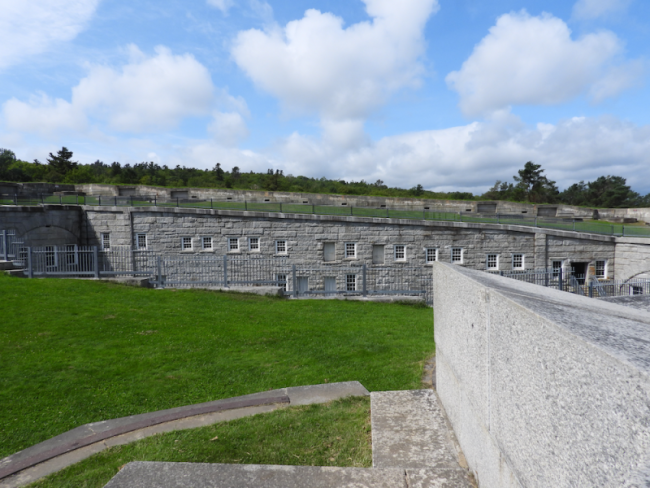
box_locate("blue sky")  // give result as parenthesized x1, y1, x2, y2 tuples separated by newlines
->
(1, 0, 649, 193)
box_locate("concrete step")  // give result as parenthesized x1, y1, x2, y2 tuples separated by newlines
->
(371, 390, 473, 486)
(0, 261, 14, 271)
(104, 462, 407, 488)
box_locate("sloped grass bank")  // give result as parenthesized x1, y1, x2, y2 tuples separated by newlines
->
(0, 274, 433, 458)
(28, 396, 371, 488)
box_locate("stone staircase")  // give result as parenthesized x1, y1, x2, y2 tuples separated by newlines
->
(103, 390, 473, 488)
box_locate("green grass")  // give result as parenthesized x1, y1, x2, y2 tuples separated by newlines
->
(0, 274, 433, 459)
(28, 396, 371, 488)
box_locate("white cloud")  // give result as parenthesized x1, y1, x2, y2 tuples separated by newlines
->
(208, 112, 249, 147)
(2, 46, 215, 135)
(446, 11, 640, 117)
(573, 0, 633, 20)
(0, 0, 99, 70)
(272, 113, 650, 194)
(206, 0, 234, 14)
(231, 0, 439, 122)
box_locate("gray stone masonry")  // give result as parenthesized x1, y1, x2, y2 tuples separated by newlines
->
(0, 205, 81, 247)
(615, 238, 650, 281)
(434, 262, 650, 488)
(82, 206, 616, 275)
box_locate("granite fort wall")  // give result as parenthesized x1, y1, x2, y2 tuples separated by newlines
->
(614, 238, 650, 281)
(433, 262, 650, 488)
(80, 206, 616, 275)
(0, 205, 81, 247)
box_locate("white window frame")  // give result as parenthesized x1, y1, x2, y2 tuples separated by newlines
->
(202, 236, 213, 250)
(101, 233, 111, 251)
(451, 247, 463, 264)
(181, 236, 193, 251)
(346, 274, 357, 291)
(136, 234, 147, 250)
(345, 242, 357, 259)
(394, 245, 406, 262)
(65, 244, 78, 266)
(275, 240, 287, 255)
(425, 248, 438, 264)
(486, 253, 499, 270)
(276, 274, 287, 292)
(248, 237, 260, 252)
(631, 285, 644, 296)
(512, 253, 524, 270)
(552, 260, 563, 279)
(228, 237, 240, 252)
(595, 260, 607, 279)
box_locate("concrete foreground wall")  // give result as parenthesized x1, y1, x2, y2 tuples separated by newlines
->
(433, 262, 650, 488)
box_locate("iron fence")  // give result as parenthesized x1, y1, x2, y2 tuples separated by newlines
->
(3, 192, 650, 238)
(487, 268, 650, 298)
(1, 230, 23, 261)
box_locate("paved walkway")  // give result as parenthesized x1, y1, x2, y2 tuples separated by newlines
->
(1, 381, 474, 488)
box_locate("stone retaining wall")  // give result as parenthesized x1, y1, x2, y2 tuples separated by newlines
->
(434, 262, 650, 488)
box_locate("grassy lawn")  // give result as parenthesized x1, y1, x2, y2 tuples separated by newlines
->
(0, 274, 434, 459)
(28, 397, 370, 488)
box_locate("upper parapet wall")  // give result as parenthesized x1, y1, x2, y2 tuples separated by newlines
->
(5, 182, 650, 222)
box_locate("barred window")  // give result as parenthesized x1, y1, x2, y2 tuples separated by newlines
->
(45, 246, 57, 267)
(136, 234, 147, 250)
(228, 238, 239, 251)
(182, 237, 193, 250)
(513, 254, 524, 269)
(276, 240, 287, 254)
(394, 245, 406, 261)
(101, 233, 111, 250)
(486, 254, 498, 270)
(202, 237, 212, 250)
(345, 242, 356, 259)
(425, 248, 438, 264)
(451, 247, 463, 263)
(346, 274, 356, 291)
(249, 237, 260, 251)
(595, 260, 606, 278)
(277, 274, 287, 291)
(631, 286, 643, 296)
(552, 260, 563, 278)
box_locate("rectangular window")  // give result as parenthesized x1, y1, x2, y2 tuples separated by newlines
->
(323, 242, 335, 262)
(277, 274, 287, 292)
(136, 234, 147, 250)
(182, 237, 193, 251)
(101, 233, 111, 250)
(202, 237, 213, 250)
(394, 245, 406, 261)
(324, 276, 337, 293)
(552, 260, 563, 278)
(346, 274, 356, 291)
(228, 238, 239, 252)
(513, 253, 524, 270)
(276, 240, 287, 255)
(486, 254, 498, 270)
(18, 247, 28, 264)
(65, 244, 78, 265)
(345, 242, 356, 259)
(631, 285, 644, 296)
(595, 260, 606, 279)
(297, 276, 309, 293)
(451, 247, 463, 263)
(45, 246, 57, 268)
(372, 245, 385, 264)
(249, 237, 260, 252)
(425, 248, 438, 264)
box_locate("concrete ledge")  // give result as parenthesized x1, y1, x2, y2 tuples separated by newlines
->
(203, 286, 285, 297)
(102, 277, 153, 288)
(433, 262, 650, 488)
(0, 382, 368, 487)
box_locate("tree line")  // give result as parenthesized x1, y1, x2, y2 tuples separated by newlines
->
(0, 147, 647, 208)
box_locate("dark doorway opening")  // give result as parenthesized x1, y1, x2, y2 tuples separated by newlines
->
(571, 262, 588, 285)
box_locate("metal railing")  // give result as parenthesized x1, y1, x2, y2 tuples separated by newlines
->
(3, 192, 649, 238)
(9, 246, 432, 304)
(1, 229, 24, 262)
(487, 267, 650, 298)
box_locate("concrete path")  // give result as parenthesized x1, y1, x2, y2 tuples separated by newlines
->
(0, 382, 368, 488)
